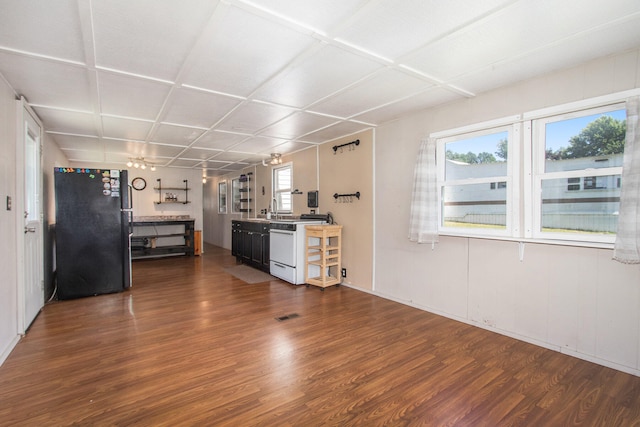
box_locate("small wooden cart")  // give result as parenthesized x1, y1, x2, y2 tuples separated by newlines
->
(305, 224, 343, 290)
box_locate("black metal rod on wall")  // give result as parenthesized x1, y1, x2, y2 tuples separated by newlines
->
(332, 139, 360, 153)
(333, 191, 360, 202)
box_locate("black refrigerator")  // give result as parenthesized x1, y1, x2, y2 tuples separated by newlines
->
(54, 167, 132, 300)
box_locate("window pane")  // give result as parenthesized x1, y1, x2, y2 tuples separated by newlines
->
(275, 167, 291, 190)
(445, 131, 508, 180)
(231, 178, 240, 213)
(442, 183, 507, 229)
(273, 165, 292, 213)
(278, 192, 292, 211)
(218, 181, 227, 213)
(544, 109, 626, 172)
(540, 175, 620, 234)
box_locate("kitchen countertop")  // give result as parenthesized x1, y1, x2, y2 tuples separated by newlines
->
(133, 215, 194, 222)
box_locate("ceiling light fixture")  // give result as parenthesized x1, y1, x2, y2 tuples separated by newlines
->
(262, 153, 282, 166)
(127, 157, 156, 171)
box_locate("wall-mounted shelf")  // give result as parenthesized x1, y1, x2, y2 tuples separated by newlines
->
(154, 179, 191, 204)
(239, 173, 252, 216)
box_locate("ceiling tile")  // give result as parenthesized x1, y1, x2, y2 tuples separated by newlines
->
(208, 151, 255, 162)
(37, 108, 97, 135)
(234, 153, 270, 164)
(163, 87, 243, 128)
(352, 87, 462, 125)
(301, 121, 371, 144)
(259, 112, 338, 140)
(98, 71, 171, 120)
(229, 136, 287, 153)
(102, 116, 153, 141)
(271, 140, 318, 154)
(218, 162, 249, 171)
(191, 131, 249, 151)
(50, 134, 101, 152)
(61, 150, 109, 164)
(182, 6, 315, 96)
(252, 44, 382, 108)
(0, 0, 85, 62)
(0, 53, 93, 110)
(216, 101, 296, 133)
(201, 159, 234, 169)
(334, 0, 512, 61)
(151, 123, 206, 146)
(92, 0, 218, 81)
(241, 0, 366, 34)
(179, 147, 224, 161)
(101, 139, 159, 159)
(166, 158, 203, 168)
(104, 151, 138, 165)
(140, 142, 187, 159)
(310, 68, 432, 118)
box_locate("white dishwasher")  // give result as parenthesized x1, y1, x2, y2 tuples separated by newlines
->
(269, 219, 325, 285)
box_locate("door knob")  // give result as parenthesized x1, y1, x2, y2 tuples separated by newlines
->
(24, 226, 36, 233)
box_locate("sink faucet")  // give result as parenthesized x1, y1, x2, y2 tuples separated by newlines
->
(272, 197, 279, 220)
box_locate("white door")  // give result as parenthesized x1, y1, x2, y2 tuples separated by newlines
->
(17, 99, 44, 333)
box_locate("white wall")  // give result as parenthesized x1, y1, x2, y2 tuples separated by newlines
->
(0, 75, 19, 365)
(374, 48, 640, 375)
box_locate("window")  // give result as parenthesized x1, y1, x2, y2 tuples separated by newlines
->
(218, 181, 227, 214)
(231, 178, 240, 213)
(567, 177, 581, 191)
(272, 164, 292, 213)
(437, 125, 517, 237)
(432, 94, 628, 245)
(532, 104, 625, 243)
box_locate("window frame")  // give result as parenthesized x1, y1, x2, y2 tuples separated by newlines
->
(218, 180, 227, 214)
(436, 122, 520, 239)
(231, 177, 240, 214)
(529, 102, 625, 244)
(429, 90, 636, 247)
(272, 162, 293, 214)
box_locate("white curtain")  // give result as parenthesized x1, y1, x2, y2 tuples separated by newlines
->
(409, 137, 439, 244)
(613, 96, 640, 264)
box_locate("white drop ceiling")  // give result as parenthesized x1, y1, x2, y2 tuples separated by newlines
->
(1, 0, 639, 176)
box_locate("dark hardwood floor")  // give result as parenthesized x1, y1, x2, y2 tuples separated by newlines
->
(1, 244, 639, 426)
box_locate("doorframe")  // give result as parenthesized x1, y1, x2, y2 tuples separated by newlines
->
(15, 96, 44, 335)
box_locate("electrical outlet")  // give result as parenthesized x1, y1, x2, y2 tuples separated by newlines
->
(341, 268, 347, 278)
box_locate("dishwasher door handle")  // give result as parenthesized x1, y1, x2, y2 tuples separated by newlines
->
(270, 230, 294, 236)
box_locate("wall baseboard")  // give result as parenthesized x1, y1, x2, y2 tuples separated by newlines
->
(0, 335, 21, 367)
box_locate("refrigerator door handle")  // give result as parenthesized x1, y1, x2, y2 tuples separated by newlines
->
(127, 184, 133, 234)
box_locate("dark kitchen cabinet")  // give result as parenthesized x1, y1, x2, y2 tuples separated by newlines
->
(231, 220, 270, 273)
(231, 221, 242, 257)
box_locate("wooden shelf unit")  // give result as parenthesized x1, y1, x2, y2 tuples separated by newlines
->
(305, 225, 342, 289)
(131, 219, 195, 259)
